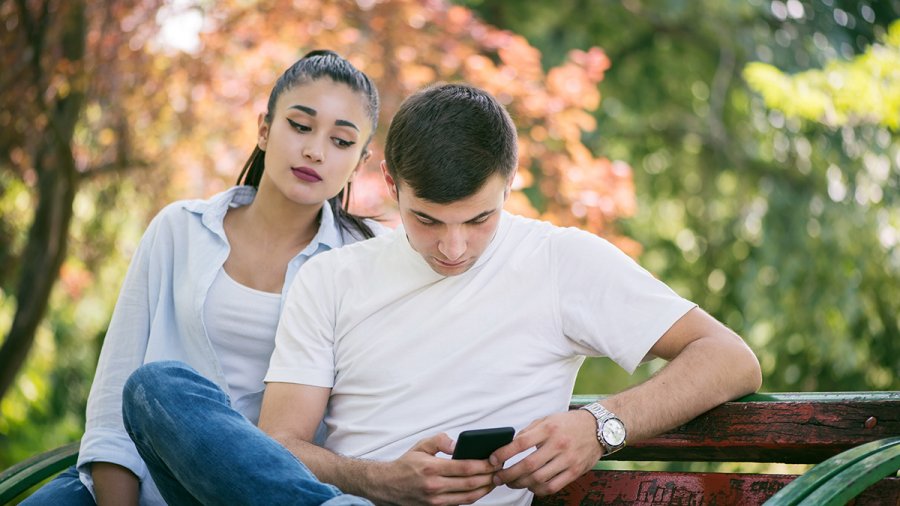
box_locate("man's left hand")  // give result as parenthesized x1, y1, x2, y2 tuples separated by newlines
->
(489, 410, 603, 496)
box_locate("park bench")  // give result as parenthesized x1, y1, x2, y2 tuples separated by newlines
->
(538, 392, 900, 505)
(1, 392, 898, 504)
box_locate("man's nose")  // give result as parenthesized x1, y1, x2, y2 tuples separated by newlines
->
(438, 226, 466, 261)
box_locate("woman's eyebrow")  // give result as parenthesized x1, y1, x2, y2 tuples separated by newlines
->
(289, 104, 359, 132)
(289, 104, 317, 116)
(335, 119, 360, 132)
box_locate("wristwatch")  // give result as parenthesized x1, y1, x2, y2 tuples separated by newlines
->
(580, 402, 627, 455)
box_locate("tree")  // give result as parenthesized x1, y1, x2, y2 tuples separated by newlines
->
(745, 20, 900, 129)
(1, 0, 634, 464)
(460, 0, 900, 392)
(0, 0, 174, 402)
(742, 19, 900, 388)
(179, 0, 632, 244)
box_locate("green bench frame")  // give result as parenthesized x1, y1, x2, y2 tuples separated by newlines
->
(2, 392, 898, 505)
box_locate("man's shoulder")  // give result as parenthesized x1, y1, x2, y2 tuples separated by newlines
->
(337, 216, 392, 244)
(504, 212, 557, 236)
(503, 212, 595, 245)
(501, 213, 624, 266)
(307, 226, 400, 271)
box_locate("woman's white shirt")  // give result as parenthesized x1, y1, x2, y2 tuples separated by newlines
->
(76, 186, 385, 505)
(204, 268, 280, 424)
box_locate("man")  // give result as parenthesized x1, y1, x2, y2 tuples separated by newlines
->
(124, 83, 761, 506)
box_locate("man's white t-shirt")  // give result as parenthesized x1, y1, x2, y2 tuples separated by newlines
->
(266, 212, 696, 505)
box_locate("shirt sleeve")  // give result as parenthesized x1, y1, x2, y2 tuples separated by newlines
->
(266, 254, 338, 387)
(553, 227, 696, 373)
(77, 212, 167, 492)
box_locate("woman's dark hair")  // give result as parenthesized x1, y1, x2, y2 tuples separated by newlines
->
(236, 49, 380, 239)
(384, 83, 517, 203)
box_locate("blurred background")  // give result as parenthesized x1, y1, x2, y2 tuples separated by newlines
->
(1, 0, 898, 471)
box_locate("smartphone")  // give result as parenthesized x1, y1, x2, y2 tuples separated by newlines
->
(452, 427, 516, 460)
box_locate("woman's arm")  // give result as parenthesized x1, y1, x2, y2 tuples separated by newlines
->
(81, 213, 167, 502)
(92, 463, 139, 506)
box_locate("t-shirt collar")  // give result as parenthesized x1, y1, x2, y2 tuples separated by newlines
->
(395, 211, 511, 278)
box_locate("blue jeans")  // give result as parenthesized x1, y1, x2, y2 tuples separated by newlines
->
(20, 466, 95, 505)
(122, 360, 372, 506)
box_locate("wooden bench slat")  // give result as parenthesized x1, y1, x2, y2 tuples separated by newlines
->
(571, 391, 900, 404)
(570, 393, 900, 464)
(532, 470, 900, 505)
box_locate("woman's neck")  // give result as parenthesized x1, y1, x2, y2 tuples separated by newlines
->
(237, 187, 323, 252)
(221, 186, 324, 293)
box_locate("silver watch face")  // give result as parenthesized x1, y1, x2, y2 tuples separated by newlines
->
(601, 418, 626, 446)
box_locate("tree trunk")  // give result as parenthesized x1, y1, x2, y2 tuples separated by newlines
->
(0, 0, 85, 403)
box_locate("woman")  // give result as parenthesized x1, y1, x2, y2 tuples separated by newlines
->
(24, 49, 384, 505)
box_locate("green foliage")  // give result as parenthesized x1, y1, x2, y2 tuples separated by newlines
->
(461, 0, 900, 394)
(0, 177, 151, 468)
(745, 20, 900, 129)
(1, 0, 628, 470)
(2, 0, 899, 475)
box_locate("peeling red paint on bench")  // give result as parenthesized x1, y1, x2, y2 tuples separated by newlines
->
(533, 471, 900, 505)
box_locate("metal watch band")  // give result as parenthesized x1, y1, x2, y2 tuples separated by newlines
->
(579, 402, 626, 455)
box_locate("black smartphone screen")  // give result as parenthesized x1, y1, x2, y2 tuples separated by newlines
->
(451, 427, 515, 460)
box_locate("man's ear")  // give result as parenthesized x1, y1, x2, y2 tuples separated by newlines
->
(257, 113, 269, 151)
(381, 160, 399, 202)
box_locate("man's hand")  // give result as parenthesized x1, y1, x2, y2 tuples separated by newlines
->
(489, 410, 602, 496)
(262, 384, 498, 505)
(373, 433, 499, 506)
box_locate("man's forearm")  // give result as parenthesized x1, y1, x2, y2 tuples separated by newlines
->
(268, 432, 497, 506)
(491, 334, 759, 496)
(602, 334, 761, 443)
(269, 433, 392, 502)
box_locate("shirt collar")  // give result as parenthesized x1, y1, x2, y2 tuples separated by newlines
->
(307, 200, 343, 253)
(183, 186, 344, 253)
(394, 210, 510, 278)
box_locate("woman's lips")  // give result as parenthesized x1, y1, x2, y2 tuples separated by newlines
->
(292, 167, 322, 182)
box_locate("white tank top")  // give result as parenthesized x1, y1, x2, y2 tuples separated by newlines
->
(204, 268, 281, 423)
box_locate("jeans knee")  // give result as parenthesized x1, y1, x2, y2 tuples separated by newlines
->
(125, 360, 193, 398)
(123, 361, 196, 424)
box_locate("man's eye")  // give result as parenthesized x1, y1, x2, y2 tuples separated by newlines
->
(287, 119, 311, 132)
(417, 218, 436, 226)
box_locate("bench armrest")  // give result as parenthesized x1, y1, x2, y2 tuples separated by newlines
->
(0, 442, 80, 504)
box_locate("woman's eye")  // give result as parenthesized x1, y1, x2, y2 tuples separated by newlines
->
(333, 138, 356, 148)
(287, 119, 310, 132)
